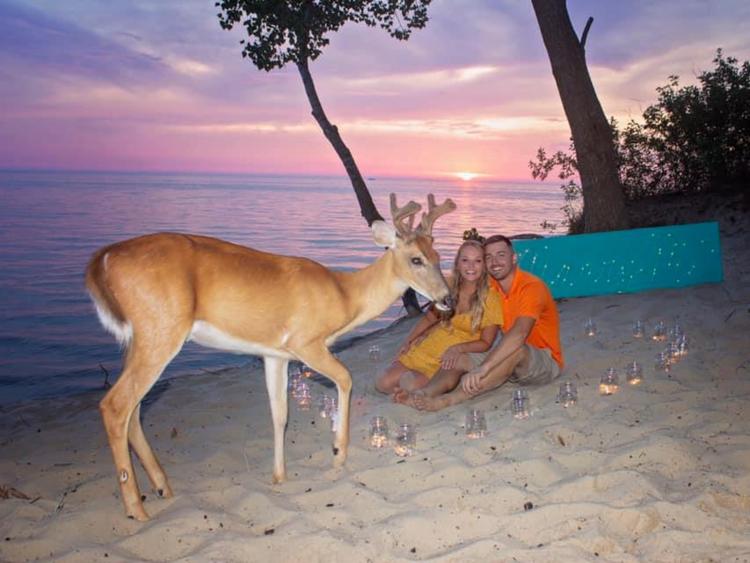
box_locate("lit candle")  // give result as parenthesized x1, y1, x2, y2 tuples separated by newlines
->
(632, 320, 645, 339)
(393, 423, 415, 457)
(318, 394, 336, 419)
(295, 380, 312, 410)
(668, 321, 684, 341)
(288, 365, 302, 395)
(600, 368, 619, 395)
(558, 381, 578, 407)
(511, 389, 530, 419)
(667, 341, 681, 364)
(652, 320, 666, 342)
(584, 318, 597, 337)
(371, 433, 388, 448)
(465, 408, 487, 439)
(369, 416, 389, 448)
(675, 334, 689, 357)
(625, 361, 643, 385)
(655, 350, 671, 373)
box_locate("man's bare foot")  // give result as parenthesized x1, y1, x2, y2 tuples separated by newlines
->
(411, 392, 450, 412)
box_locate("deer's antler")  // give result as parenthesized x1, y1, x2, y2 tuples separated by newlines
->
(389, 193, 422, 237)
(417, 194, 457, 236)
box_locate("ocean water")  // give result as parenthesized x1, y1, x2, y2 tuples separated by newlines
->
(0, 170, 565, 406)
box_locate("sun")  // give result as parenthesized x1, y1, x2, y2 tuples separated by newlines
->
(454, 171, 480, 181)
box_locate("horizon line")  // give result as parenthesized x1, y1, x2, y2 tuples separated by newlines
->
(0, 166, 557, 186)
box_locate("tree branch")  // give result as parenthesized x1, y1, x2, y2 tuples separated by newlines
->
(580, 16, 593, 49)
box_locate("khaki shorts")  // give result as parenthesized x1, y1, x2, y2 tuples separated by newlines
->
(470, 344, 561, 385)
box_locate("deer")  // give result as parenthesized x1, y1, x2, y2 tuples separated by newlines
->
(85, 193, 455, 521)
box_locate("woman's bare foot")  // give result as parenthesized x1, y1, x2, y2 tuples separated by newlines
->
(392, 388, 427, 410)
(392, 387, 409, 404)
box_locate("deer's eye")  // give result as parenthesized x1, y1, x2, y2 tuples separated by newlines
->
(411, 257, 424, 266)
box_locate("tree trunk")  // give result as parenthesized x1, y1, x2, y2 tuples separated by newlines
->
(531, 0, 629, 233)
(296, 59, 383, 226)
(296, 58, 421, 315)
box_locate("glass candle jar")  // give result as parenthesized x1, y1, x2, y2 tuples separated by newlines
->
(318, 394, 337, 419)
(584, 318, 597, 337)
(674, 334, 689, 358)
(625, 361, 643, 385)
(295, 380, 312, 410)
(599, 368, 620, 395)
(632, 320, 645, 339)
(652, 320, 667, 342)
(393, 423, 416, 457)
(369, 416, 389, 448)
(558, 381, 578, 407)
(655, 350, 672, 373)
(667, 340, 681, 364)
(465, 408, 487, 439)
(511, 388, 530, 419)
(288, 365, 302, 394)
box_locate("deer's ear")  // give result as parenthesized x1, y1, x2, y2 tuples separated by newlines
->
(371, 220, 397, 248)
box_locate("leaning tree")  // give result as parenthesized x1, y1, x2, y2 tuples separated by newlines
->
(531, 0, 629, 232)
(216, 0, 432, 313)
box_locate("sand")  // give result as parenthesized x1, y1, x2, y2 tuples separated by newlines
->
(1, 202, 749, 562)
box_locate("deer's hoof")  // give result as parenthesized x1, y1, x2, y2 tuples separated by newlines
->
(156, 484, 174, 499)
(126, 506, 150, 522)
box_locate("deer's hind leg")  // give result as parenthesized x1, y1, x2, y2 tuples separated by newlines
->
(128, 403, 173, 499)
(100, 331, 186, 521)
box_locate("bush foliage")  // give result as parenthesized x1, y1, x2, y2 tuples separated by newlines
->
(531, 50, 750, 230)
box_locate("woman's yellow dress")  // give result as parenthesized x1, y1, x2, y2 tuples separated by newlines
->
(399, 290, 503, 378)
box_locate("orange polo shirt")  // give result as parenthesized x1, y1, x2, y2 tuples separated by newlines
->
(490, 267, 564, 369)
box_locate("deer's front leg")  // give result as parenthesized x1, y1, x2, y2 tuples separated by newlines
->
(263, 357, 290, 484)
(332, 377, 352, 468)
(296, 346, 352, 468)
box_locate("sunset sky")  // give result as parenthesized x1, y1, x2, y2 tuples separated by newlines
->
(1, 1, 748, 181)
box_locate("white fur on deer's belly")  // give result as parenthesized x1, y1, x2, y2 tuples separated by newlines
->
(189, 321, 294, 359)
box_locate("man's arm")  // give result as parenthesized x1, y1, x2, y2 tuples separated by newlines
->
(461, 316, 535, 395)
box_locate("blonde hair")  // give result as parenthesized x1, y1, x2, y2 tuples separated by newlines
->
(442, 240, 488, 332)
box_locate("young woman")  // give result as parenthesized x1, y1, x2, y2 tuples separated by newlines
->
(375, 239, 502, 395)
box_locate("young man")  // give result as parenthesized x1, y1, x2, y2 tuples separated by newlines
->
(404, 234, 563, 411)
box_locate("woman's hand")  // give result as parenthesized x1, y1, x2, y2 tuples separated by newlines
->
(397, 340, 413, 356)
(398, 331, 431, 356)
(397, 311, 439, 358)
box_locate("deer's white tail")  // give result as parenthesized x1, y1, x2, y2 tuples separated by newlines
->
(86, 250, 133, 348)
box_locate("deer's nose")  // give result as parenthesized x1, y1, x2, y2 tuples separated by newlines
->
(434, 294, 454, 312)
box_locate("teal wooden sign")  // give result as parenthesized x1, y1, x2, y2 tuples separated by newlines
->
(514, 222, 723, 299)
